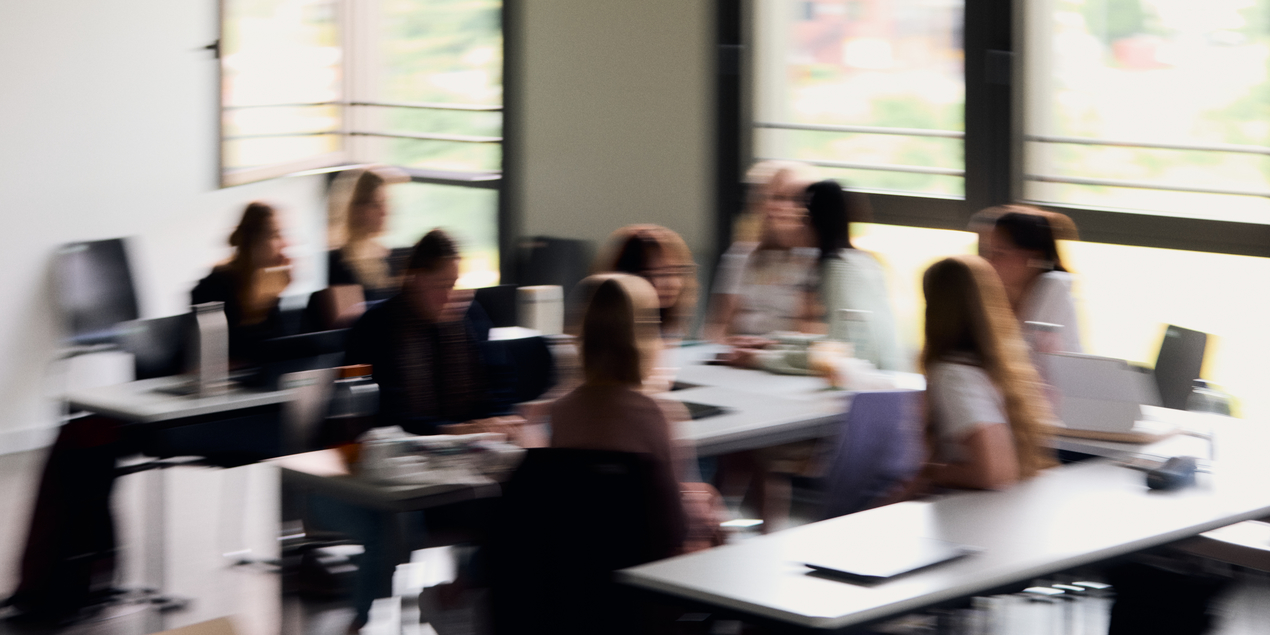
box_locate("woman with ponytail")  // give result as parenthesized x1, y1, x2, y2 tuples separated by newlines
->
(191, 201, 291, 365)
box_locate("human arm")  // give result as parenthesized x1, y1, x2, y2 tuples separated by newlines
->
(925, 423, 1020, 490)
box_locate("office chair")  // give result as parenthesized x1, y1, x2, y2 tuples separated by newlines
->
(488, 448, 686, 635)
(53, 238, 140, 349)
(820, 390, 925, 520)
(514, 236, 593, 298)
(1153, 324, 1208, 411)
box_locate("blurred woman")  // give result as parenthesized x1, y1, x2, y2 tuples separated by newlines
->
(805, 179, 902, 371)
(327, 165, 409, 302)
(707, 160, 818, 340)
(594, 224, 698, 342)
(982, 207, 1083, 353)
(551, 274, 721, 552)
(191, 201, 291, 366)
(920, 255, 1056, 490)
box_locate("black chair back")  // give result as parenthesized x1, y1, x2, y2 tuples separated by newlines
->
(1154, 324, 1207, 410)
(515, 236, 593, 298)
(489, 448, 685, 635)
(53, 239, 140, 346)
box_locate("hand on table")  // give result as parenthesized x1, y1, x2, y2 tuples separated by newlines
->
(438, 415, 529, 446)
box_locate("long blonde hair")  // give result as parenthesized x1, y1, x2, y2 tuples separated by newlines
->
(328, 165, 408, 291)
(594, 224, 698, 338)
(569, 274, 663, 385)
(921, 255, 1056, 477)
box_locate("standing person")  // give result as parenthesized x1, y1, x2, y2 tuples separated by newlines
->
(919, 255, 1056, 491)
(805, 179, 903, 371)
(982, 208, 1083, 354)
(707, 160, 819, 340)
(191, 201, 292, 366)
(326, 165, 410, 302)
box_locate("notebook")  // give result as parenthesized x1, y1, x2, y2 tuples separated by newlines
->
(802, 535, 979, 583)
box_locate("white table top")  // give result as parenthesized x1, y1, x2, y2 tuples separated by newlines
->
(66, 375, 293, 424)
(665, 343, 924, 456)
(620, 426, 1270, 631)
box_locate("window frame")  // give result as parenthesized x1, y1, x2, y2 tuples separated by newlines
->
(216, 0, 513, 277)
(728, 0, 1270, 260)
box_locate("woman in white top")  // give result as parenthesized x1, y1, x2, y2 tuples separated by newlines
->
(982, 208, 1083, 354)
(920, 255, 1056, 490)
(707, 160, 818, 340)
(805, 179, 903, 371)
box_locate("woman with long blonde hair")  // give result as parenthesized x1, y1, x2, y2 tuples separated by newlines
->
(920, 255, 1056, 489)
(327, 165, 409, 301)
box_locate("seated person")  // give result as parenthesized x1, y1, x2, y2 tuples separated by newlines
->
(7, 202, 295, 622)
(551, 273, 721, 553)
(981, 207, 1083, 354)
(191, 201, 292, 366)
(918, 255, 1056, 491)
(707, 160, 818, 341)
(326, 165, 410, 303)
(344, 228, 511, 436)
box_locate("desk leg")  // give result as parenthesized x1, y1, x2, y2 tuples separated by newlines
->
(140, 468, 190, 617)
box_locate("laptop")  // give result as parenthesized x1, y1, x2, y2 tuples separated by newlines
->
(1043, 353, 1166, 436)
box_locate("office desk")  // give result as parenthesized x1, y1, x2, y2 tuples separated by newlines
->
(664, 344, 924, 456)
(269, 450, 502, 514)
(620, 441, 1270, 633)
(66, 375, 291, 425)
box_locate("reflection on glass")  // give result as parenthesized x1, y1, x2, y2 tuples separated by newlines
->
(755, 0, 966, 197)
(221, 0, 342, 173)
(1024, 0, 1270, 222)
(387, 182, 500, 289)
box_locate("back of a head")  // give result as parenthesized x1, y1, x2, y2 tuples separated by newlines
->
(994, 211, 1067, 272)
(228, 201, 276, 272)
(407, 228, 459, 273)
(572, 274, 661, 385)
(806, 179, 853, 257)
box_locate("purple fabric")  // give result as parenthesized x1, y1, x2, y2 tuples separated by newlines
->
(821, 390, 924, 519)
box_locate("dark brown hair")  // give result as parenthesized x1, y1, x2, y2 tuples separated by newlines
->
(407, 228, 460, 273)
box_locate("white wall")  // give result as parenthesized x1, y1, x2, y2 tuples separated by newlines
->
(512, 0, 715, 261)
(0, 1, 328, 453)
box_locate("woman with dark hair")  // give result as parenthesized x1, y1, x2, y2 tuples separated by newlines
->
(191, 201, 291, 365)
(982, 208, 1083, 353)
(805, 179, 902, 371)
(919, 255, 1056, 490)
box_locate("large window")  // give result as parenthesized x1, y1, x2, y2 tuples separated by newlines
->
(748, 0, 1270, 417)
(1023, 0, 1270, 223)
(753, 0, 966, 199)
(220, 0, 503, 284)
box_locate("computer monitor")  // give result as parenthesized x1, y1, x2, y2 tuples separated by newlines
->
(53, 238, 140, 345)
(1153, 324, 1208, 411)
